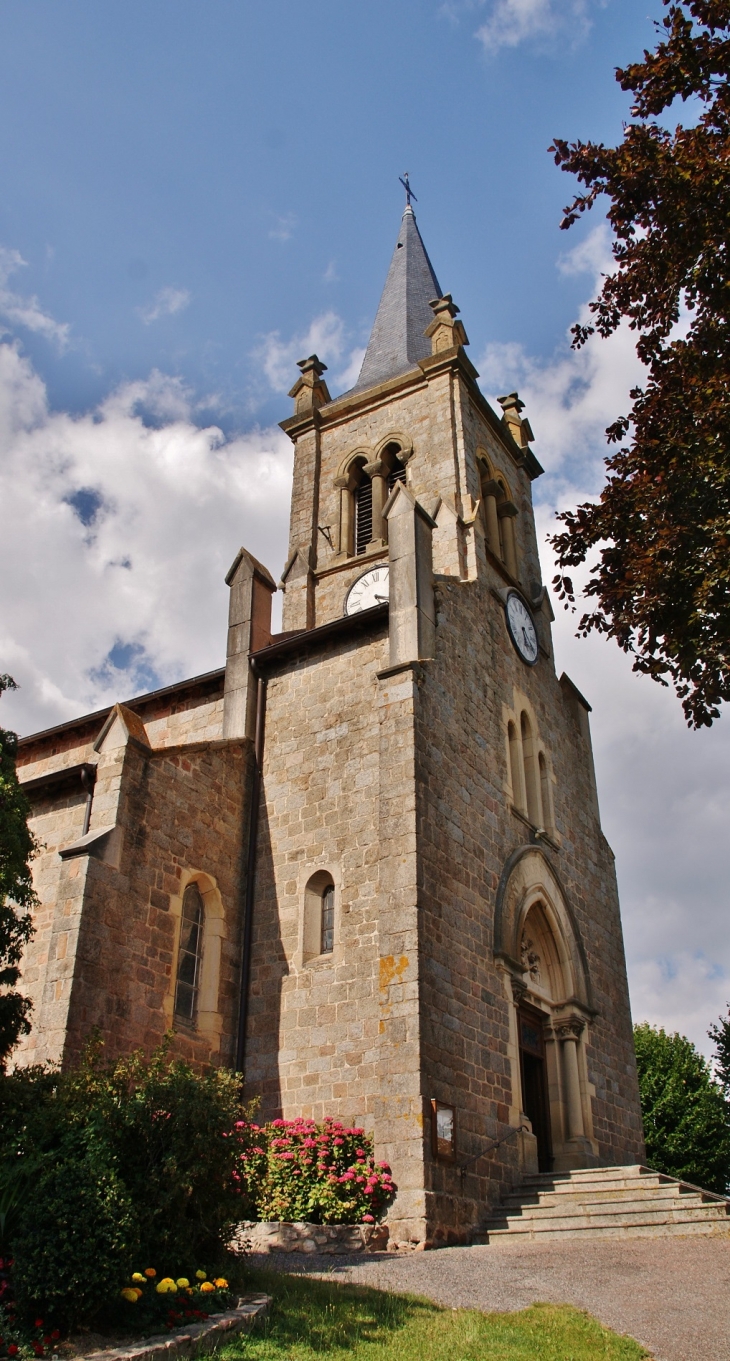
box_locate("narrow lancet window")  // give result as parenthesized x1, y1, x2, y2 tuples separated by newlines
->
(386, 445, 407, 490)
(388, 461, 406, 489)
(539, 752, 552, 835)
(521, 711, 541, 826)
(508, 720, 523, 812)
(175, 882, 205, 1023)
(321, 883, 335, 954)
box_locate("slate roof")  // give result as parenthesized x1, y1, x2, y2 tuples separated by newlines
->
(350, 205, 442, 394)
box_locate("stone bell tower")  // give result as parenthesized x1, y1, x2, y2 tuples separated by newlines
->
(231, 198, 645, 1247)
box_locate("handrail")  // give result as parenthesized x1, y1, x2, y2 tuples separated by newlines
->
(458, 1123, 530, 1182)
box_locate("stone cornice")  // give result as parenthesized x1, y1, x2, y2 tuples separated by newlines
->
(315, 545, 388, 581)
(282, 347, 544, 482)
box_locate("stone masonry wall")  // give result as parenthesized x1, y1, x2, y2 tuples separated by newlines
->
(415, 574, 644, 1241)
(14, 780, 90, 1066)
(60, 736, 252, 1069)
(245, 617, 431, 1243)
(15, 673, 248, 1069)
(15, 680, 227, 1066)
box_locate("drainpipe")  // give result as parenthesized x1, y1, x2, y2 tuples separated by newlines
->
(235, 659, 267, 1076)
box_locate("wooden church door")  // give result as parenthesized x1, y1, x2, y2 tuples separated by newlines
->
(518, 1006, 553, 1172)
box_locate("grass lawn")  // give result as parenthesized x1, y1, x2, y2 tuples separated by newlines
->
(213, 1268, 650, 1361)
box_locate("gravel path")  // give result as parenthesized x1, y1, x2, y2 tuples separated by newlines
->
(246, 1235, 730, 1361)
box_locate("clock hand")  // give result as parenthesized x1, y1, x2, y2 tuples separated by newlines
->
(374, 594, 388, 602)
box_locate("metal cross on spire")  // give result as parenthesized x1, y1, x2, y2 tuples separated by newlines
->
(399, 172, 417, 207)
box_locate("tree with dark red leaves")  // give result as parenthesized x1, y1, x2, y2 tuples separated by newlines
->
(550, 0, 730, 727)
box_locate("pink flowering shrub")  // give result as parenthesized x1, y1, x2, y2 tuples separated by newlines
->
(233, 1118, 396, 1225)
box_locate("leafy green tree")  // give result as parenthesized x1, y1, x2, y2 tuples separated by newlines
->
(550, 0, 730, 728)
(634, 1021, 730, 1192)
(708, 1004, 730, 1092)
(0, 676, 36, 1066)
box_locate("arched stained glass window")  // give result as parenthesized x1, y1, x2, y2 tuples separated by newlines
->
(175, 882, 205, 1023)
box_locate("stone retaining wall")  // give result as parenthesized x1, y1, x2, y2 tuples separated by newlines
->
(232, 1221, 389, 1254)
(78, 1295, 270, 1361)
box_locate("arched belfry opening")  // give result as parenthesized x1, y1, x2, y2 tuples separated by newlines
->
(495, 847, 598, 1173)
(354, 466, 373, 555)
(334, 438, 413, 558)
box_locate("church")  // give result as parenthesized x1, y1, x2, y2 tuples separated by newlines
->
(15, 200, 645, 1247)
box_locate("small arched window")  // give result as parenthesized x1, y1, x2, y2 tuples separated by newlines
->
(175, 882, 205, 1023)
(521, 712, 541, 826)
(321, 883, 335, 954)
(508, 708, 555, 834)
(539, 752, 554, 836)
(478, 456, 519, 580)
(496, 480, 508, 561)
(303, 871, 336, 963)
(382, 441, 407, 492)
(508, 720, 524, 812)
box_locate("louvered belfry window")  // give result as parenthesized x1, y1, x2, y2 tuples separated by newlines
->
(321, 884, 335, 955)
(175, 882, 205, 1023)
(387, 457, 407, 491)
(354, 476, 372, 555)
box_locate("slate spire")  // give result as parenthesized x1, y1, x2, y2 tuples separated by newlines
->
(352, 205, 442, 393)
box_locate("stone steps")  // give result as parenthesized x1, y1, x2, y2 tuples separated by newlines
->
(477, 1164, 730, 1243)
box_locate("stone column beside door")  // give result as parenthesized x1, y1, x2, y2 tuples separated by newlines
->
(556, 1017, 596, 1168)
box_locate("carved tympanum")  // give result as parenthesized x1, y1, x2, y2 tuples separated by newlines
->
(521, 932, 541, 983)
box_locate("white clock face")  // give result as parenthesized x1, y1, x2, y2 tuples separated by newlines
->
(505, 592, 539, 665)
(344, 566, 390, 616)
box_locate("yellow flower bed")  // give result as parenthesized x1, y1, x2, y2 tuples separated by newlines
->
(117, 1267, 232, 1331)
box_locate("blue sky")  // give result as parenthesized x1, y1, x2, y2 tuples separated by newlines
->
(2, 0, 729, 1058)
(0, 0, 652, 425)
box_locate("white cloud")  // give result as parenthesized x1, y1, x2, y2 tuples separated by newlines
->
(476, 0, 591, 52)
(256, 310, 365, 396)
(268, 213, 297, 243)
(333, 346, 366, 393)
(138, 286, 191, 325)
(557, 221, 613, 278)
(0, 247, 70, 348)
(0, 341, 293, 739)
(478, 224, 730, 1056)
(479, 227, 644, 496)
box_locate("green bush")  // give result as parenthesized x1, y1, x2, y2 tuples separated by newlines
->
(10, 1133, 139, 1331)
(634, 1021, 730, 1194)
(0, 1040, 249, 1330)
(236, 1117, 396, 1224)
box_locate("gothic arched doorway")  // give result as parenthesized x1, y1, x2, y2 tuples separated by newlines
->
(495, 847, 598, 1173)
